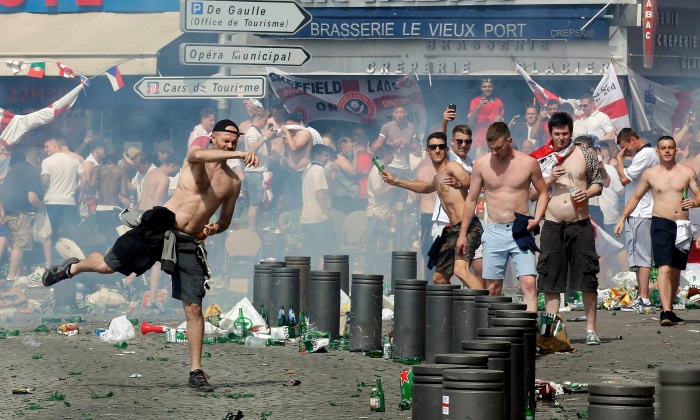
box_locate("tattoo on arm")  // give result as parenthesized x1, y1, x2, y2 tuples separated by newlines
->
(693, 175, 700, 190)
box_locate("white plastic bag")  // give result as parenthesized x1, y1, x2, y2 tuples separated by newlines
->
(100, 315, 136, 343)
(32, 209, 52, 242)
(219, 297, 266, 331)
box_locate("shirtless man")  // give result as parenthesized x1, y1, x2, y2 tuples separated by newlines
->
(531, 112, 603, 345)
(280, 111, 313, 210)
(383, 132, 484, 289)
(136, 154, 181, 311)
(615, 136, 700, 327)
(42, 119, 258, 392)
(93, 152, 130, 208)
(457, 122, 549, 311)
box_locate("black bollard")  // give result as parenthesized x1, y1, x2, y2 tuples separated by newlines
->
(285, 256, 311, 312)
(253, 264, 272, 312)
(413, 364, 468, 420)
(394, 279, 427, 359)
(323, 255, 350, 295)
(493, 310, 538, 320)
(487, 302, 527, 327)
(474, 296, 512, 335)
(478, 327, 526, 420)
(269, 267, 300, 323)
(349, 274, 384, 351)
(259, 260, 285, 267)
(461, 340, 512, 420)
(434, 353, 489, 368)
(659, 366, 700, 420)
(391, 251, 417, 295)
(588, 383, 655, 420)
(452, 289, 489, 352)
(309, 270, 341, 339)
(426, 284, 461, 363)
(491, 318, 538, 414)
(442, 369, 504, 420)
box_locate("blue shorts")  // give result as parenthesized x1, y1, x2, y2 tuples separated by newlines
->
(481, 222, 537, 281)
(242, 171, 264, 205)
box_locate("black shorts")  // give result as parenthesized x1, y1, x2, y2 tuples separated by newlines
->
(104, 207, 176, 276)
(537, 219, 599, 293)
(171, 237, 208, 306)
(651, 216, 689, 270)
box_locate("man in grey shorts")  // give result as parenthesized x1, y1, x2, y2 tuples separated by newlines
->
(43, 119, 259, 392)
(615, 129, 658, 312)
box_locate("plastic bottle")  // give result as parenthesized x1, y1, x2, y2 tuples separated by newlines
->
(244, 335, 268, 348)
(66, 316, 83, 323)
(568, 172, 584, 210)
(113, 341, 128, 349)
(22, 335, 41, 347)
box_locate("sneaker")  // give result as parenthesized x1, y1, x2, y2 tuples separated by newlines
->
(660, 311, 686, 326)
(621, 297, 649, 312)
(188, 369, 214, 392)
(42, 258, 79, 287)
(116, 278, 136, 301)
(586, 330, 601, 346)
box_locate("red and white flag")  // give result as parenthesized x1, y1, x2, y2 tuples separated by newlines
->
(57, 62, 75, 79)
(0, 84, 84, 146)
(513, 61, 581, 116)
(6, 60, 26, 75)
(629, 68, 700, 134)
(592, 64, 629, 133)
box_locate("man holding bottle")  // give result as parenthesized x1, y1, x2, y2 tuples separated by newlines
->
(529, 112, 604, 345)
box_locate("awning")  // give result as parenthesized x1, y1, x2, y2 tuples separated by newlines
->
(0, 12, 182, 76)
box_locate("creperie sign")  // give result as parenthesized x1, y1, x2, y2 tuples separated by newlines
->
(0, 0, 102, 5)
(643, 0, 656, 69)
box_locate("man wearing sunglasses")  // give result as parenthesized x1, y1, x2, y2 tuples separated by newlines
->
(572, 94, 616, 143)
(457, 122, 549, 311)
(382, 132, 484, 289)
(43, 119, 259, 393)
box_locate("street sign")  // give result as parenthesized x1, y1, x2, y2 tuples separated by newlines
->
(133, 76, 266, 99)
(180, 43, 311, 67)
(181, 0, 312, 34)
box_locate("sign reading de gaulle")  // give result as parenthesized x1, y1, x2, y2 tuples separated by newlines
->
(181, 0, 312, 34)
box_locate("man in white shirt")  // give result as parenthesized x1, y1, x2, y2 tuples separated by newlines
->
(300, 144, 336, 268)
(42, 138, 84, 262)
(615, 128, 658, 312)
(573, 94, 616, 142)
(187, 108, 216, 149)
(242, 108, 273, 230)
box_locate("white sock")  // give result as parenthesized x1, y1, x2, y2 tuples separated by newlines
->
(641, 298, 651, 304)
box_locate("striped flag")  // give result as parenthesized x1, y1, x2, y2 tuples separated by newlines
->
(592, 64, 629, 133)
(513, 61, 581, 116)
(0, 84, 84, 146)
(105, 65, 124, 91)
(57, 62, 75, 78)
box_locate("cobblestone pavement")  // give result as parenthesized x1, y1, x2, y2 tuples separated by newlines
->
(1, 299, 699, 419)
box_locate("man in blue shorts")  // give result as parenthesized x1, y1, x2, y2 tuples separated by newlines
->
(615, 136, 700, 326)
(457, 122, 549, 311)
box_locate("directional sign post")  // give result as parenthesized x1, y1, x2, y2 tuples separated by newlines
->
(180, 43, 311, 67)
(181, 0, 312, 34)
(133, 76, 266, 99)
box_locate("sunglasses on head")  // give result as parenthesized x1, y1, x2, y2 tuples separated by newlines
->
(453, 139, 472, 145)
(427, 144, 448, 151)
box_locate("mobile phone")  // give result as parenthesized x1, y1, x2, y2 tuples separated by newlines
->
(268, 123, 274, 130)
(86, 129, 93, 137)
(448, 103, 457, 112)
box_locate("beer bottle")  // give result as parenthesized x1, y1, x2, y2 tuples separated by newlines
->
(399, 368, 413, 409)
(369, 385, 378, 411)
(259, 304, 268, 328)
(113, 341, 128, 349)
(298, 310, 307, 335)
(375, 379, 386, 412)
(202, 336, 216, 344)
(525, 394, 535, 420)
(233, 308, 248, 337)
(277, 306, 286, 327)
(371, 156, 385, 173)
(287, 306, 296, 326)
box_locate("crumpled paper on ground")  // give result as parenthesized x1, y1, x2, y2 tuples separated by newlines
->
(381, 308, 394, 321)
(176, 320, 226, 336)
(219, 297, 266, 331)
(310, 338, 329, 353)
(599, 286, 636, 310)
(100, 315, 135, 343)
(87, 288, 127, 306)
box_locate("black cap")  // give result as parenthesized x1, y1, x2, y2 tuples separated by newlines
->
(212, 119, 239, 134)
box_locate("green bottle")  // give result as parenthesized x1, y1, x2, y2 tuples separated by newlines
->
(128, 318, 138, 325)
(298, 310, 307, 335)
(366, 350, 383, 358)
(233, 308, 248, 337)
(216, 336, 228, 343)
(6, 330, 19, 336)
(34, 325, 50, 333)
(277, 306, 286, 327)
(66, 316, 83, 323)
(202, 336, 216, 344)
(113, 342, 128, 349)
(259, 304, 268, 328)
(374, 379, 385, 412)
(372, 156, 385, 172)
(369, 385, 378, 412)
(525, 394, 535, 420)
(399, 368, 413, 409)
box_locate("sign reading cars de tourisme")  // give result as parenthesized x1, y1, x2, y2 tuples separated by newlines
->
(133, 76, 266, 99)
(181, 0, 312, 34)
